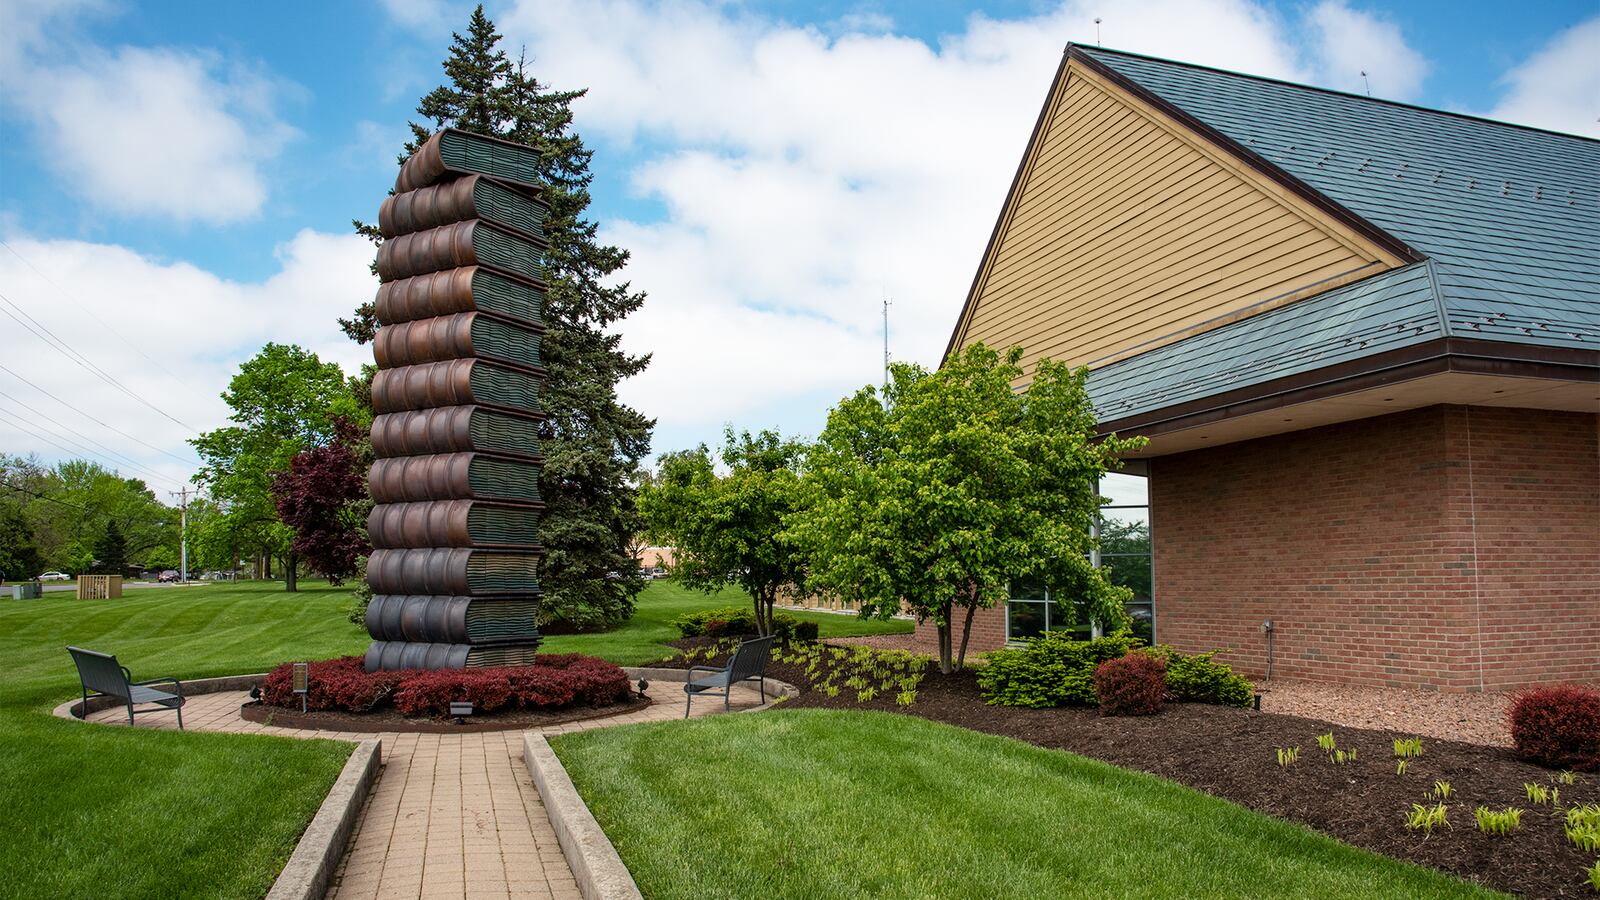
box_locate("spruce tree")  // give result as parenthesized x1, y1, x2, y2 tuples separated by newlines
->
(94, 520, 126, 576)
(341, 5, 652, 628)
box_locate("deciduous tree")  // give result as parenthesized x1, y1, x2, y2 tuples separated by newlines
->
(640, 430, 808, 636)
(788, 344, 1145, 674)
(272, 416, 371, 585)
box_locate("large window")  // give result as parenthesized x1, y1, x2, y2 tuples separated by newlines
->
(1003, 469, 1154, 644)
(1099, 471, 1153, 643)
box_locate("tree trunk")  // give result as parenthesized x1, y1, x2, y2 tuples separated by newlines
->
(752, 592, 767, 636)
(937, 600, 954, 674)
(262, 553, 271, 579)
(764, 591, 777, 641)
(956, 600, 978, 671)
(285, 549, 298, 592)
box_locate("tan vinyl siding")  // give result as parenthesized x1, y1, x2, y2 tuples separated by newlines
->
(953, 60, 1403, 372)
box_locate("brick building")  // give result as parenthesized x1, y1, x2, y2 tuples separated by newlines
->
(913, 46, 1598, 690)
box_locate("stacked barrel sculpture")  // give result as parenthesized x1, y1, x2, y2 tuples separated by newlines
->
(364, 129, 550, 671)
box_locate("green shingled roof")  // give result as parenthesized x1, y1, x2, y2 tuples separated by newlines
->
(1073, 46, 1599, 423)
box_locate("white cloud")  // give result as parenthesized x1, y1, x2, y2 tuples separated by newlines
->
(1489, 16, 1600, 138)
(1305, 1, 1428, 100)
(0, 229, 376, 489)
(2, 8, 298, 223)
(483, 0, 1424, 450)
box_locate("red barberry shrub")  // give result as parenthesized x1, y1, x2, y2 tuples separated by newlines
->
(257, 654, 632, 718)
(1093, 652, 1168, 717)
(1507, 683, 1600, 771)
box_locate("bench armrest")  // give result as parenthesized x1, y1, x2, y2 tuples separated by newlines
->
(132, 677, 183, 698)
(686, 665, 727, 677)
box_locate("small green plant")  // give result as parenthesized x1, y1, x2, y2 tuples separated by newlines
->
(1473, 806, 1523, 836)
(1432, 781, 1454, 801)
(1527, 782, 1552, 805)
(1316, 733, 1337, 753)
(856, 687, 877, 703)
(1556, 770, 1580, 786)
(1406, 802, 1450, 836)
(1276, 747, 1300, 769)
(1396, 759, 1409, 776)
(1566, 804, 1600, 852)
(896, 690, 917, 707)
(1585, 858, 1599, 893)
(1393, 737, 1424, 759)
(1331, 749, 1356, 765)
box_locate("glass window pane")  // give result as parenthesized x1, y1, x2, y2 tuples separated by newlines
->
(1098, 507, 1150, 560)
(1008, 577, 1047, 603)
(1048, 598, 1093, 640)
(1008, 602, 1046, 640)
(1125, 602, 1154, 643)
(1102, 554, 1152, 603)
(1100, 472, 1148, 506)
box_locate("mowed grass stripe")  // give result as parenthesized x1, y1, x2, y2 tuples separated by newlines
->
(552, 709, 1501, 900)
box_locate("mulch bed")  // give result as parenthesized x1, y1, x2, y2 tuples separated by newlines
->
(665, 638, 1596, 898)
(240, 694, 650, 734)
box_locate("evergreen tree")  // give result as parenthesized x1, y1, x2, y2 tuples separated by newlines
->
(340, 5, 652, 628)
(93, 520, 126, 575)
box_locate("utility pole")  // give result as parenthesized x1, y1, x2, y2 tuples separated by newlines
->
(882, 296, 891, 396)
(170, 486, 190, 582)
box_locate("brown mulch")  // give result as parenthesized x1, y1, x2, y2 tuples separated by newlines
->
(240, 694, 650, 733)
(665, 638, 1596, 898)
(1261, 679, 1515, 748)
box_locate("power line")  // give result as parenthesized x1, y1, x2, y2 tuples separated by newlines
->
(0, 389, 183, 489)
(0, 406, 182, 493)
(0, 361, 201, 468)
(0, 288, 197, 432)
(0, 239, 192, 392)
(0, 476, 91, 511)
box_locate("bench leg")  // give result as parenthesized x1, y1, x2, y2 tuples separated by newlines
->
(759, 675, 766, 704)
(176, 702, 183, 731)
(126, 701, 135, 726)
(684, 688, 692, 719)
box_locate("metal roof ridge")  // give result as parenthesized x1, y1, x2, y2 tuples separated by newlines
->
(1423, 258, 1453, 339)
(1071, 44, 1600, 146)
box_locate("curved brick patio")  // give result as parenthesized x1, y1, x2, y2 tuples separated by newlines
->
(68, 683, 767, 899)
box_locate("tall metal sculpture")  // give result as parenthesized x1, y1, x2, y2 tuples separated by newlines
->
(363, 130, 549, 671)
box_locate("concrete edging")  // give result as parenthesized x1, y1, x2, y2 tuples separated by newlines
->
(523, 666, 799, 900)
(266, 738, 383, 900)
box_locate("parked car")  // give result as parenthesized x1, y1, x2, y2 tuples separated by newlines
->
(36, 571, 71, 581)
(157, 570, 179, 583)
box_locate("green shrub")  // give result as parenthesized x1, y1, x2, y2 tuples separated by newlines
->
(978, 633, 1143, 708)
(1155, 647, 1254, 708)
(793, 620, 820, 641)
(673, 605, 802, 641)
(978, 633, 1254, 709)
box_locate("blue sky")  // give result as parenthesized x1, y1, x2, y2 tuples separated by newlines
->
(1, 0, 1595, 499)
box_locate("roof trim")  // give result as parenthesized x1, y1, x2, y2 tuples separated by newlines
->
(1095, 337, 1600, 442)
(1076, 45, 1600, 146)
(1067, 46, 1425, 269)
(942, 50, 1072, 365)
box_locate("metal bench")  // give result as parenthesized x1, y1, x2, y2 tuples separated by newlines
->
(67, 646, 185, 729)
(684, 635, 775, 718)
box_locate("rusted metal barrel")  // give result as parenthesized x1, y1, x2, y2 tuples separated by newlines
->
(370, 406, 541, 461)
(380, 174, 546, 241)
(370, 359, 540, 415)
(368, 500, 541, 549)
(368, 453, 542, 505)
(376, 219, 545, 284)
(374, 312, 543, 371)
(374, 267, 544, 328)
(365, 594, 542, 644)
(395, 129, 543, 194)
(363, 640, 545, 671)
(367, 548, 541, 596)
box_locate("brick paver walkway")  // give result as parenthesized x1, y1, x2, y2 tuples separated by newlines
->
(83, 683, 765, 899)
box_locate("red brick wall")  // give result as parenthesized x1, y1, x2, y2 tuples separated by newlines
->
(911, 605, 1007, 656)
(1152, 405, 1598, 692)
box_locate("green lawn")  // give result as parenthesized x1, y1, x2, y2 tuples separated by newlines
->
(552, 709, 1498, 900)
(541, 580, 910, 664)
(0, 578, 903, 898)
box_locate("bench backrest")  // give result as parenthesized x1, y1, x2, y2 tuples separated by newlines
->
(67, 646, 130, 697)
(728, 635, 775, 682)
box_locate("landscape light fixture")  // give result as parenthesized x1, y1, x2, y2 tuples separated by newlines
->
(449, 701, 474, 719)
(637, 678, 649, 699)
(292, 662, 310, 713)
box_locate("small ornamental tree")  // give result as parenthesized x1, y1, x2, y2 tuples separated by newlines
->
(272, 416, 372, 585)
(788, 343, 1145, 674)
(639, 429, 808, 636)
(92, 520, 126, 575)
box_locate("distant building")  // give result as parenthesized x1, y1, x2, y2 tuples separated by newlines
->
(916, 46, 1598, 691)
(634, 545, 675, 571)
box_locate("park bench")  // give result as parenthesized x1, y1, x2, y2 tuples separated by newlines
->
(684, 634, 775, 718)
(67, 646, 185, 729)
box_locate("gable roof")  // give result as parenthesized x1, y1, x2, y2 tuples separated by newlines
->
(946, 45, 1600, 431)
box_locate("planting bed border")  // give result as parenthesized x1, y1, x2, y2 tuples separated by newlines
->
(239, 695, 652, 733)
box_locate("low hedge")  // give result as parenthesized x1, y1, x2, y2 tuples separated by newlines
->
(977, 632, 1253, 709)
(1508, 683, 1600, 771)
(258, 654, 632, 717)
(673, 605, 819, 642)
